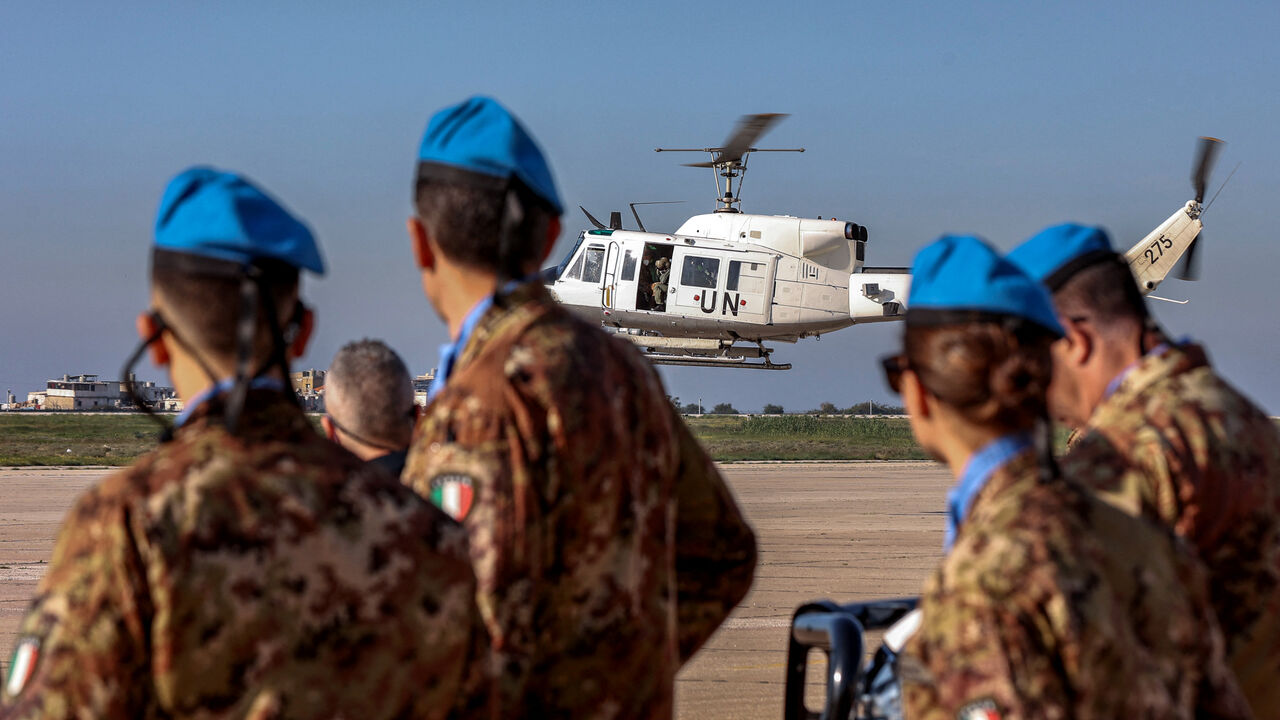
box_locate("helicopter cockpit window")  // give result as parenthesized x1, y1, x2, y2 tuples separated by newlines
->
(582, 245, 606, 284)
(564, 250, 585, 280)
(621, 250, 637, 281)
(682, 256, 720, 289)
(555, 231, 586, 279)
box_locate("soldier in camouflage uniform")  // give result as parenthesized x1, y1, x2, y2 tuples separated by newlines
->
(884, 235, 1249, 719)
(400, 96, 757, 719)
(1011, 223, 1280, 716)
(1, 168, 479, 719)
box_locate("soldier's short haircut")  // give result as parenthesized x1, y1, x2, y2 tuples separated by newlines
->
(1051, 257, 1149, 332)
(413, 179, 555, 273)
(905, 321, 1055, 431)
(151, 264, 300, 368)
(326, 339, 416, 449)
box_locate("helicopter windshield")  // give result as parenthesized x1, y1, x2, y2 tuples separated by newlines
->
(553, 231, 586, 279)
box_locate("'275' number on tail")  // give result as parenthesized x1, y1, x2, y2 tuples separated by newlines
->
(1144, 236, 1173, 266)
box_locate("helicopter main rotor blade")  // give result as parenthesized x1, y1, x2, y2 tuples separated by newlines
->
(717, 113, 788, 165)
(1192, 137, 1224, 203)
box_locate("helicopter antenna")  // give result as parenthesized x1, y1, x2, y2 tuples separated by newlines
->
(656, 113, 803, 213)
(628, 201, 684, 232)
(1202, 160, 1240, 215)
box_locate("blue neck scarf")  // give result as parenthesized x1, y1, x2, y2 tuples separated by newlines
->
(429, 279, 531, 400)
(944, 432, 1033, 552)
(429, 295, 496, 400)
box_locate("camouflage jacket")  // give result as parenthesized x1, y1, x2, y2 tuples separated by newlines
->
(1064, 342, 1280, 715)
(902, 451, 1251, 720)
(402, 282, 758, 720)
(1, 391, 479, 720)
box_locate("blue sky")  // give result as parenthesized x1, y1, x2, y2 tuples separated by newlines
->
(3, 1, 1278, 412)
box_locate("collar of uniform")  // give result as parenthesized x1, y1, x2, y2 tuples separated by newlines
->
(429, 294, 496, 400)
(428, 278, 545, 399)
(1101, 337, 1182, 400)
(1096, 340, 1206, 414)
(945, 432, 1033, 552)
(957, 448, 1042, 542)
(445, 280, 556, 386)
(176, 377, 286, 427)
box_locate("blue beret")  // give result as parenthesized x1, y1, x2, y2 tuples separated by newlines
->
(155, 167, 325, 275)
(908, 235, 1063, 336)
(1007, 223, 1115, 291)
(416, 96, 563, 214)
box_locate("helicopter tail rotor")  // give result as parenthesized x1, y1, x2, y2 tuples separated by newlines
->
(1176, 233, 1202, 281)
(1177, 137, 1225, 281)
(1192, 136, 1225, 204)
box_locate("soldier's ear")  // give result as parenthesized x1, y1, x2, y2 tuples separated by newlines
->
(137, 311, 170, 367)
(408, 217, 435, 271)
(1062, 320, 1092, 367)
(902, 369, 931, 419)
(320, 414, 338, 442)
(288, 306, 314, 360)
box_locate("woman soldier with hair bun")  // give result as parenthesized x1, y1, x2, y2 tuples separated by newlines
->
(887, 236, 1249, 720)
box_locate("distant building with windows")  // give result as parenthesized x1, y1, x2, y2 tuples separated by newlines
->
(45, 374, 116, 410)
(120, 376, 177, 409)
(28, 374, 176, 411)
(291, 369, 325, 394)
(290, 369, 325, 412)
(413, 370, 436, 407)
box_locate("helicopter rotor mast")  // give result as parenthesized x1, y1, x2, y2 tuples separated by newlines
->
(655, 113, 804, 213)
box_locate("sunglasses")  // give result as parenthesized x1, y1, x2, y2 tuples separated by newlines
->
(880, 354, 909, 394)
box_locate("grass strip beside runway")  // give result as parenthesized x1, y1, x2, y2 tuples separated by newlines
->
(0, 413, 931, 466)
(0, 414, 167, 466)
(689, 415, 928, 461)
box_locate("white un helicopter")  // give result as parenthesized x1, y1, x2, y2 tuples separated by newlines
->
(544, 114, 1225, 370)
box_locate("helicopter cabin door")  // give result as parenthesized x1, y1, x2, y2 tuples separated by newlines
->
(668, 249, 773, 324)
(612, 244, 641, 312)
(600, 241, 621, 309)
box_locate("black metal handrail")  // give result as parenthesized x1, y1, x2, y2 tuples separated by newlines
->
(783, 598, 918, 720)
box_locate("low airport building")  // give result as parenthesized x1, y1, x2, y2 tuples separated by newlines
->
(31, 374, 176, 411)
(45, 375, 117, 410)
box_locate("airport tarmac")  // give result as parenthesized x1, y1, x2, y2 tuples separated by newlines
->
(0, 462, 951, 718)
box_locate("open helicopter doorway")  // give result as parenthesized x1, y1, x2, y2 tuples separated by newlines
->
(636, 243, 675, 312)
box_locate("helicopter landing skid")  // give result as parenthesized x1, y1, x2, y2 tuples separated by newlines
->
(643, 354, 792, 371)
(624, 335, 792, 371)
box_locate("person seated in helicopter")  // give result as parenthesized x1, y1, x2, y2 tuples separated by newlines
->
(887, 235, 1248, 719)
(636, 255, 655, 310)
(651, 257, 671, 308)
